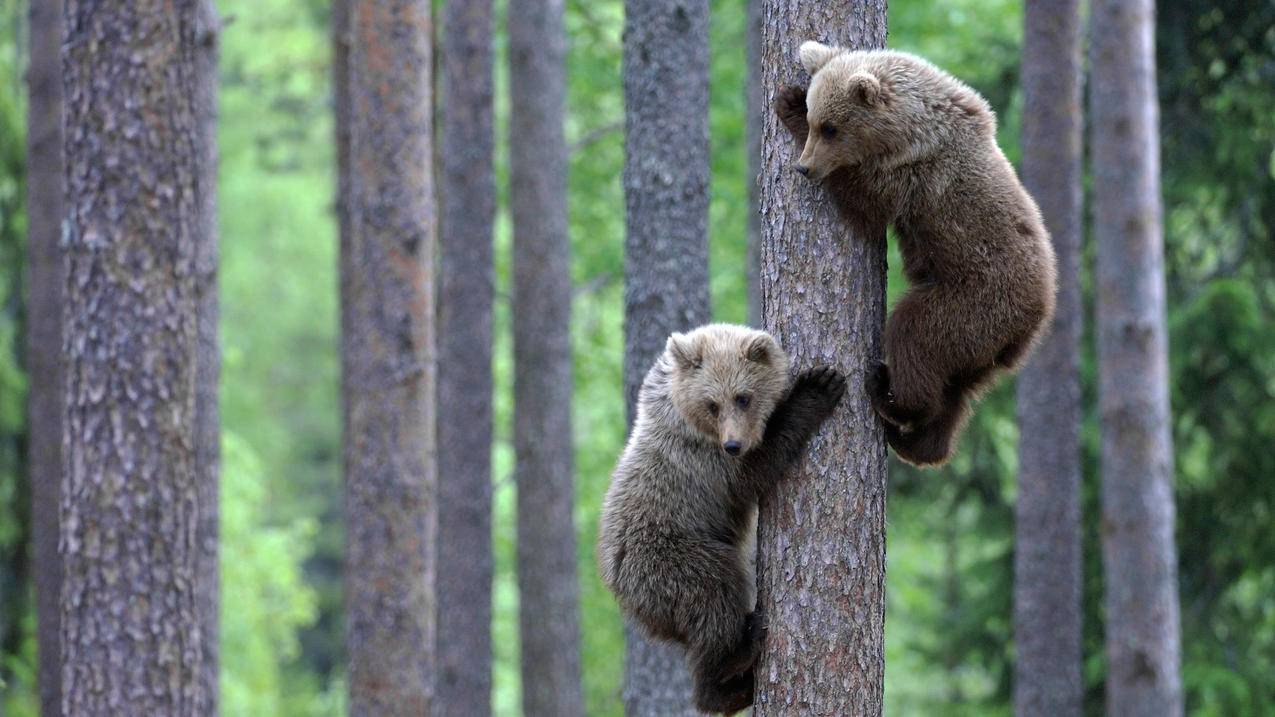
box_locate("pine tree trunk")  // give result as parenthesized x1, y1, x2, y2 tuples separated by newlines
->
(745, 0, 763, 327)
(25, 0, 63, 713)
(341, 0, 438, 714)
(1013, 1, 1083, 714)
(59, 0, 213, 711)
(754, 2, 888, 715)
(194, 2, 222, 714)
(1090, 1, 1182, 714)
(437, 0, 495, 714)
(509, 2, 585, 715)
(621, 0, 711, 713)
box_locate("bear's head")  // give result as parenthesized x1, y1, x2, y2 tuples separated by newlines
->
(792, 42, 967, 181)
(663, 324, 790, 457)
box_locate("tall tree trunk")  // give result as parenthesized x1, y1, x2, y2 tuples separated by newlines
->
(340, 0, 438, 714)
(621, 0, 711, 713)
(1014, 1, 1083, 714)
(25, 0, 63, 713)
(59, 0, 213, 711)
(1090, 1, 1182, 714)
(509, 2, 585, 715)
(437, 0, 495, 714)
(745, 0, 763, 327)
(754, 2, 888, 715)
(194, 2, 223, 714)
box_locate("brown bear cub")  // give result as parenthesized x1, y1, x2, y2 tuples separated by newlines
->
(775, 42, 1057, 467)
(597, 324, 846, 714)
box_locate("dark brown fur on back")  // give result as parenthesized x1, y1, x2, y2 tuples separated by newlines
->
(597, 324, 846, 713)
(777, 46, 1057, 466)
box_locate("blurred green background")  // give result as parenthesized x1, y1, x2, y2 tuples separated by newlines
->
(0, 0, 1272, 715)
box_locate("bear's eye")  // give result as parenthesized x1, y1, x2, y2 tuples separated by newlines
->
(820, 124, 838, 140)
(707, 401, 720, 417)
(735, 394, 751, 410)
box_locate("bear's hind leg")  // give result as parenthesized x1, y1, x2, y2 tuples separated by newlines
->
(689, 607, 761, 714)
(886, 383, 972, 467)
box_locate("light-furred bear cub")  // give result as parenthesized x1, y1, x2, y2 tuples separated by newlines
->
(776, 42, 1057, 467)
(597, 324, 845, 714)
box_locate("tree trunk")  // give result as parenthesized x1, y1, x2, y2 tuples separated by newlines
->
(1090, 1, 1182, 715)
(59, 0, 213, 711)
(340, 0, 438, 714)
(621, 0, 711, 713)
(194, 2, 222, 714)
(754, 2, 888, 715)
(1014, 1, 1083, 715)
(509, 2, 585, 715)
(745, 0, 763, 327)
(437, 0, 495, 714)
(25, 0, 63, 713)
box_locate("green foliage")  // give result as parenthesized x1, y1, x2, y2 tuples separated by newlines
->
(220, 432, 325, 716)
(0, 1, 32, 712)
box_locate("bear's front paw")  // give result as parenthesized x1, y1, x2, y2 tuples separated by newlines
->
(775, 85, 809, 137)
(792, 365, 847, 418)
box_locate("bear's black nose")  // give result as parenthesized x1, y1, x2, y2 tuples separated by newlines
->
(795, 164, 810, 176)
(723, 440, 741, 456)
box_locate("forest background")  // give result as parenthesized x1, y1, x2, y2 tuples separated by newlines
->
(0, 0, 1272, 715)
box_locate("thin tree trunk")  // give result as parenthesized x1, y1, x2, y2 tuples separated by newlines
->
(754, 2, 888, 715)
(509, 2, 585, 715)
(341, 0, 438, 714)
(1014, 1, 1083, 714)
(194, 2, 223, 714)
(25, 0, 63, 713)
(59, 0, 212, 711)
(621, 0, 711, 713)
(437, 0, 495, 713)
(746, 0, 763, 327)
(1090, 1, 1182, 714)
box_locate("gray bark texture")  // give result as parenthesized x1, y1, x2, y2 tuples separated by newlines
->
(745, 0, 763, 327)
(621, 0, 711, 713)
(341, 0, 438, 714)
(754, 2, 888, 715)
(1013, 1, 1083, 715)
(25, 0, 63, 713)
(59, 0, 214, 712)
(1090, 1, 1183, 715)
(194, 2, 222, 714)
(437, 0, 495, 714)
(509, 1, 585, 715)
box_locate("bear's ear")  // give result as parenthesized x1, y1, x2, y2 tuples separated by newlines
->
(845, 70, 883, 106)
(799, 40, 840, 75)
(743, 333, 777, 365)
(667, 332, 701, 371)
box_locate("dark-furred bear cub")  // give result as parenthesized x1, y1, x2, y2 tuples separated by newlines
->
(597, 324, 845, 715)
(776, 42, 1057, 467)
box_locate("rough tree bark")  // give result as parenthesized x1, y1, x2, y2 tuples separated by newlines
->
(194, 2, 222, 714)
(437, 0, 495, 714)
(746, 0, 763, 327)
(1013, 1, 1083, 714)
(621, 0, 711, 713)
(1090, 1, 1183, 715)
(341, 0, 438, 714)
(509, 1, 586, 716)
(25, 0, 63, 713)
(59, 0, 214, 712)
(754, 2, 888, 715)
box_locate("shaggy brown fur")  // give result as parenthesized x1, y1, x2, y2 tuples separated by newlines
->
(776, 42, 1057, 467)
(597, 324, 846, 714)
